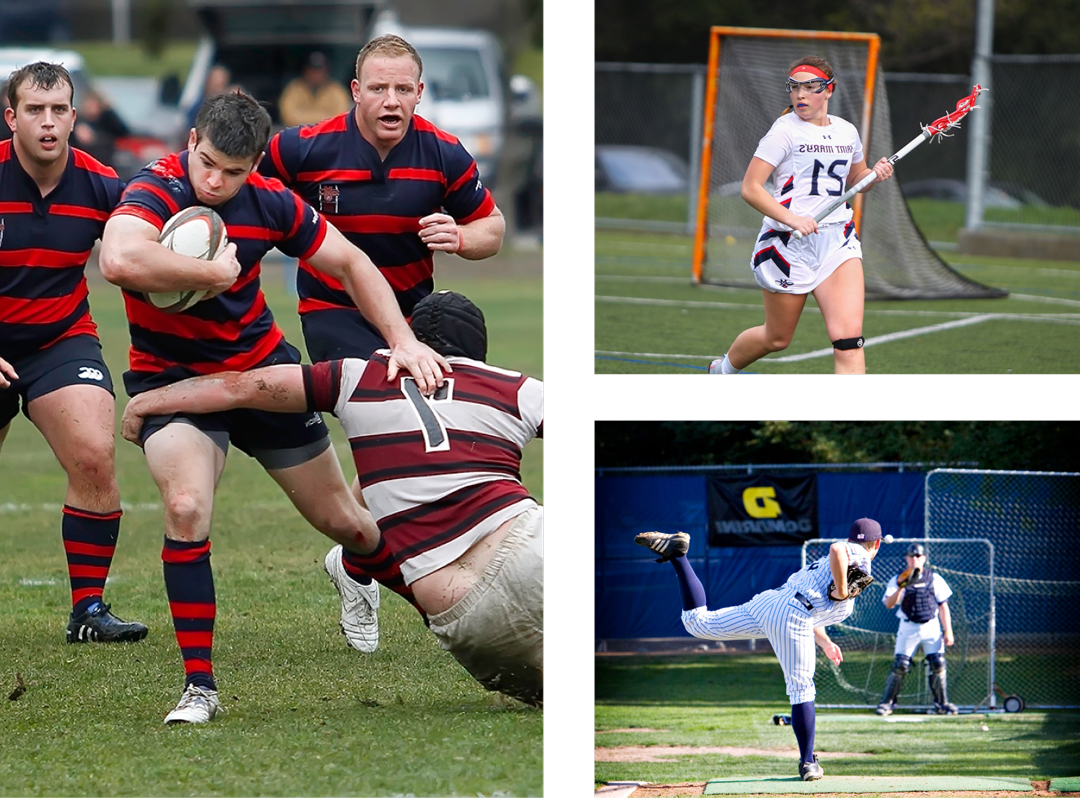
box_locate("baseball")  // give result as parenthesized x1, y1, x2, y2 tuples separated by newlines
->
(884, 534, 894, 544)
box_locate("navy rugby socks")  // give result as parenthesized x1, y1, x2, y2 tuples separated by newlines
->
(162, 537, 217, 691)
(62, 505, 122, 616)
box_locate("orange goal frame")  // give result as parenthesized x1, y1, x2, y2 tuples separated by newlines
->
(691, 27, 881, 284)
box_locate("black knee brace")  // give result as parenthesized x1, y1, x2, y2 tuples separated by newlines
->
(832, 336, 865, 350)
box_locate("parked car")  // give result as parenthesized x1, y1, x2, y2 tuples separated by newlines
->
(899, 178, 1048, 209)
(0, 47, 172, 180)
(595, 145, 689, 194)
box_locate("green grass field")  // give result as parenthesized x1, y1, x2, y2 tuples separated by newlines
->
(595, 201, 1080, 374)
(0, 261, 542, 797)
(595, 654, 1080, 793)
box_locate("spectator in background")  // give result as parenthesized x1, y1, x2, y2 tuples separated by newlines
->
(72, 90, 130, 168)
(278, 51, 351, 126)
(185, 64, 232, 131)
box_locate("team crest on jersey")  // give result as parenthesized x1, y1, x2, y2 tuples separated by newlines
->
(318, 184, 340, 213)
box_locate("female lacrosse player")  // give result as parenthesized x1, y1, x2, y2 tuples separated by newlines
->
(709, 56, 894, 375)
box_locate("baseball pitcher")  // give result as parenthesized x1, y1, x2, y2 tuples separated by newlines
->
(635, 517, 882, 781)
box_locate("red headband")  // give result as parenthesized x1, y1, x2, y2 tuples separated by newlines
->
(789, 65, 831, 82)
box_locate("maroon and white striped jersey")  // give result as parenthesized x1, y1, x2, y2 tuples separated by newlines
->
(303, 354, 543, 585)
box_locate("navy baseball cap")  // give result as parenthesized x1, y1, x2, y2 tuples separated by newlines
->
(848, 518, 882, 542)
(907, 543, 926, 557)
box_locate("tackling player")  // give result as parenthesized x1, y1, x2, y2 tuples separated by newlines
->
(876, 542, 958, 715)
(120, 291, 544, 707)
(0, 61, 147, 644)
(708, 55, 894, 376)
(98, 91, 448, 725)
(636, 518, 882, 780)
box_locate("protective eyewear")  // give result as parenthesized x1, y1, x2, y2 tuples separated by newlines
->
(786, 78, 831, 95)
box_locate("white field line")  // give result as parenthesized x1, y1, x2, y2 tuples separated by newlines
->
(596, 312, 1080, 363)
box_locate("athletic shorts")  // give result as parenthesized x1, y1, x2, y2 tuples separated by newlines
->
(301, 307, 389, 362)
(751, 221, 862, 294)
(0, 335, 114, 428)
(135, 339, 330, 469)
(427, 504, 543, 706)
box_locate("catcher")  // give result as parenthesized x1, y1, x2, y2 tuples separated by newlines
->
(875, 542, 957, 716)
(635, 517, 880, 782)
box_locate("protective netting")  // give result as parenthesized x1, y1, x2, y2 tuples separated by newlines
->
(924, 470, 1080, 708)
(699, 31, 1005, 299)
(803, 538, 993, 710)
(805, 471, 1080, 711)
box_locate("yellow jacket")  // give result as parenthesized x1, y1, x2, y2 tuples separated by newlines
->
(278, 78, 353, 126)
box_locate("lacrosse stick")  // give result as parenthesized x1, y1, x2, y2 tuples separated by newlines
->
(792, 84, 986, 239)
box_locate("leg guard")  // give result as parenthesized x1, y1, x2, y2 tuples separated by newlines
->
(878, 654, 910, 709)
(927, 652, 955, 711)
(832, 336, 865, 350)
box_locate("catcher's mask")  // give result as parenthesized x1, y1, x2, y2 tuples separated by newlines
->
(410, 290, 488, 361)
(907, 543, 926, 558)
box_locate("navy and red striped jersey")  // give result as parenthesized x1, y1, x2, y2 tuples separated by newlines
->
(112, 150, 327, 394)
(0, 141, 122, 358)
(260, 112, 495, 319)
(303, 354, 542, 593)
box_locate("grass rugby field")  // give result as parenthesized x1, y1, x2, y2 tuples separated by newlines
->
(0, 256, 542, 797)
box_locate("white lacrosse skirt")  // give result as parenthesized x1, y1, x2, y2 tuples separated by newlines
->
(750, 221, 862, 294)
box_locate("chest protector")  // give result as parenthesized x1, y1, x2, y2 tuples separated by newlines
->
(901, 567, 938, 623)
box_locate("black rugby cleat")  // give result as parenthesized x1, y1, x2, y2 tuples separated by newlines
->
(66, 603, 149, 643)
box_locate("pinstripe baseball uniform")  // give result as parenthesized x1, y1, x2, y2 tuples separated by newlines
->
(682, 542, 873, 704)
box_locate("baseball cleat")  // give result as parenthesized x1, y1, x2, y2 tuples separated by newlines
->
(634, 531, 690, 562)
(935, 702, 959, 715)
(799, 755, 824, 781)
(875, 702, 893, 716)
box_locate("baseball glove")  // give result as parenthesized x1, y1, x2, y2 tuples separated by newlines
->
(829, 564, 874, 600)
(897, 565, 922, 588)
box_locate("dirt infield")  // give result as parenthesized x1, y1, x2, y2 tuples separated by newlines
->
(606, 780, 1079, 798)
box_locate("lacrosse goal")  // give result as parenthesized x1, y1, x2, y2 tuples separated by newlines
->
(692, 26, 1006, 299)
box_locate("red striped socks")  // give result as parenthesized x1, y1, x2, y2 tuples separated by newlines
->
(61, 505, 121, 615)
(162, 537, 217, 690)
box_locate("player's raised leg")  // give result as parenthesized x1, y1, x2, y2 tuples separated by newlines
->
(712, 290, 806, 374)
(634, 531, 765, 642)
(812, 258, 866, 374)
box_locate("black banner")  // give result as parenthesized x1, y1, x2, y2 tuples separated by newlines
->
(707, 473, 817, 547)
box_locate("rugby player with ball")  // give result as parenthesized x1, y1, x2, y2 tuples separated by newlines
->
(99, 91, 448, 725)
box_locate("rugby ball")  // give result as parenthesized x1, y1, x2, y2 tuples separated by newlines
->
(147, 206, 229, 313)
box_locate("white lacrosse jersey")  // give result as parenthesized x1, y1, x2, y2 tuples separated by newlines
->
(753, 112, 864, 230)
(782, 541, 874, 627)
(304, 353, 543, 585)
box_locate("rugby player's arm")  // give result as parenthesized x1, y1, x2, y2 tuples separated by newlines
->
(99, 214, 237, 293)
(306, 223, 450, 391)
(457, 205, 505, 260)
(121, 366, 306, 444)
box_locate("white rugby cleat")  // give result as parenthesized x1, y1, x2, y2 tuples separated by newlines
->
(324, 544, 381, 653)
(164, 684, 220, 725)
